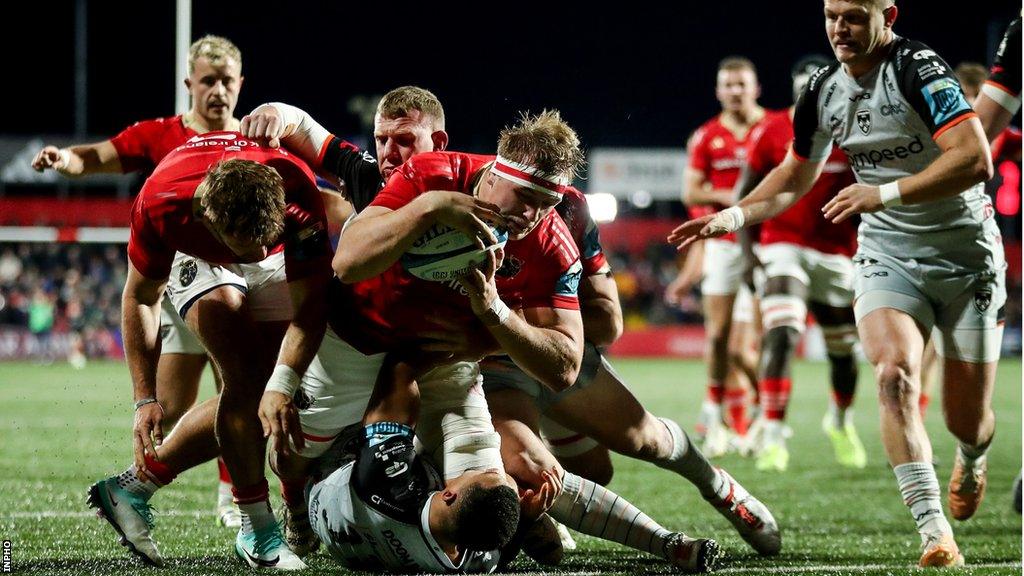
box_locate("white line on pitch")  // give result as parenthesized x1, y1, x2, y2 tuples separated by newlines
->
(3, 510, 211, 519)
(715, 562, 1021, 573)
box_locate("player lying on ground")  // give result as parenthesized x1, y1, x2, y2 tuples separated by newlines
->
(246, 104, 729, 572)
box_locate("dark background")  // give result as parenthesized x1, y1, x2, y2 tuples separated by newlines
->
(8, 1, 1020, 152)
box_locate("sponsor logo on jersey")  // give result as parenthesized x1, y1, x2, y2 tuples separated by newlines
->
(856, 110, 872, 135)
(556, 260, 583, 296)
(829, 114, 843, 133)
(382, 530, 415, 568)
(824, 81, 838, 107)
(921, 78, 971, 126)
(384, 461, 409, 478)
(843, 135, 926, 170)
(974, 289, 992, 313)
(849, 92, 871, 102)
(496, 254, 523, 279)
(179, 259, 198, 287)
(913, 49, 938, 60)
(880, 102, 907, 117)
(293, 389, 315, 410)
(917, 61, 948, 81)
(711, 136, 725, 149)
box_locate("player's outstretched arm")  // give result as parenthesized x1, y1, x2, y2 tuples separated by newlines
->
(121, 263, 168, 479)
(670, 153, 821, 249)
(31, 140, 122, 176)
(334, 193, 505, 283)
(824, 119, 993, 223)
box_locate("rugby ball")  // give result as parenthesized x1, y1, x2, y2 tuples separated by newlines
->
(401, 223, 508, 282)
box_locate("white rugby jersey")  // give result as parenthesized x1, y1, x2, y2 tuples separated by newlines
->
(307, 430, 501, 573)
(792, 36, 1001, 268)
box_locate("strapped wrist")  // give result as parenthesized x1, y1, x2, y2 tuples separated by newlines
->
(265, 364, 301, 397)
(879, 181, 903, 208)
(134, 398, 159, 411)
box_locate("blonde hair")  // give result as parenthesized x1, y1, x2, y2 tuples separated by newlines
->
(377, 86, 445, 130)
(497, 110, 585, 181)
(719, 56, 757, 76)
(200, 159, 285, 246)
(189, 35, 242, 74)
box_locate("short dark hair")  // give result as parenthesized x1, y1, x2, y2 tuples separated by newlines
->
(450, 484, 520, 551)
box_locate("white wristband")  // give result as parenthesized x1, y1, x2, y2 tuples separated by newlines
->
(265, 364, 301, 397)
(879, 181, 903, 208)
(57, 148, 72, 170)
(707, 206, 745, 235)
(484, 297, 512, 327)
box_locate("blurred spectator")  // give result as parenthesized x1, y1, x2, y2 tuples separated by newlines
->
(0, 242, 127, 360)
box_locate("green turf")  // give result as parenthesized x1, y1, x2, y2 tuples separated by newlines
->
(0, 358, 1020, 575)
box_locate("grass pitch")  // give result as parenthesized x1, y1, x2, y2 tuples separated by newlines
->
(0, 358, 1020, 575)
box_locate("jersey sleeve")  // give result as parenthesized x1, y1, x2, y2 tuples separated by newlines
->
(126, 193, 174, 279)
(896, 40, 976, 139)
(351, 423, 427, 525)
(319, 135, 385, 213)
(555, 191, 610, 276)
(989, 17, 1022, 98)
(687, 126, 710, 171)
(368, 162, 424, 211)
(272, 158, 333, 281)
(746, 122, 776, 175)
(516, 217, 582, 311)
(110, 120, 161, 174)
(792, 66, 836, 161)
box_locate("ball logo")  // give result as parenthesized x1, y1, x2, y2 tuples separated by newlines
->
(912, 49, 937, 60)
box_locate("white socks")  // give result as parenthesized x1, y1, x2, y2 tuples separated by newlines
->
(653, 418, 727, 500)
(116, 465, 161, 499)
(550, 472, 676, 560)
(893, 462, 952, 542)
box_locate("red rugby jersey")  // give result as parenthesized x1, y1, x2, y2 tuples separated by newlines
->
(746, 110, 857, 256)
(109, 115, 198, 174)
(688, 113, 769, 242)
(557, 187, 609, 276)
(329, 151, 582, 355)
(127, 132, 331, 281)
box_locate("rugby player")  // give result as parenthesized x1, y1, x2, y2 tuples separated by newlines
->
(971, 15, 1022, 519)
(674, 57, 768, 455)
(88, 134, 333, 570)
(734, 55, 865, 472)
(33, 35, 247, 526)
(246, 103, 725, 571)
(479, 187, 781, 559)
(669, 0, 1002, 567)
(973, 16, 1021, 143)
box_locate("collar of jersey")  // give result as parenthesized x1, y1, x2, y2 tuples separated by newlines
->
(420, 491, 466, 569)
